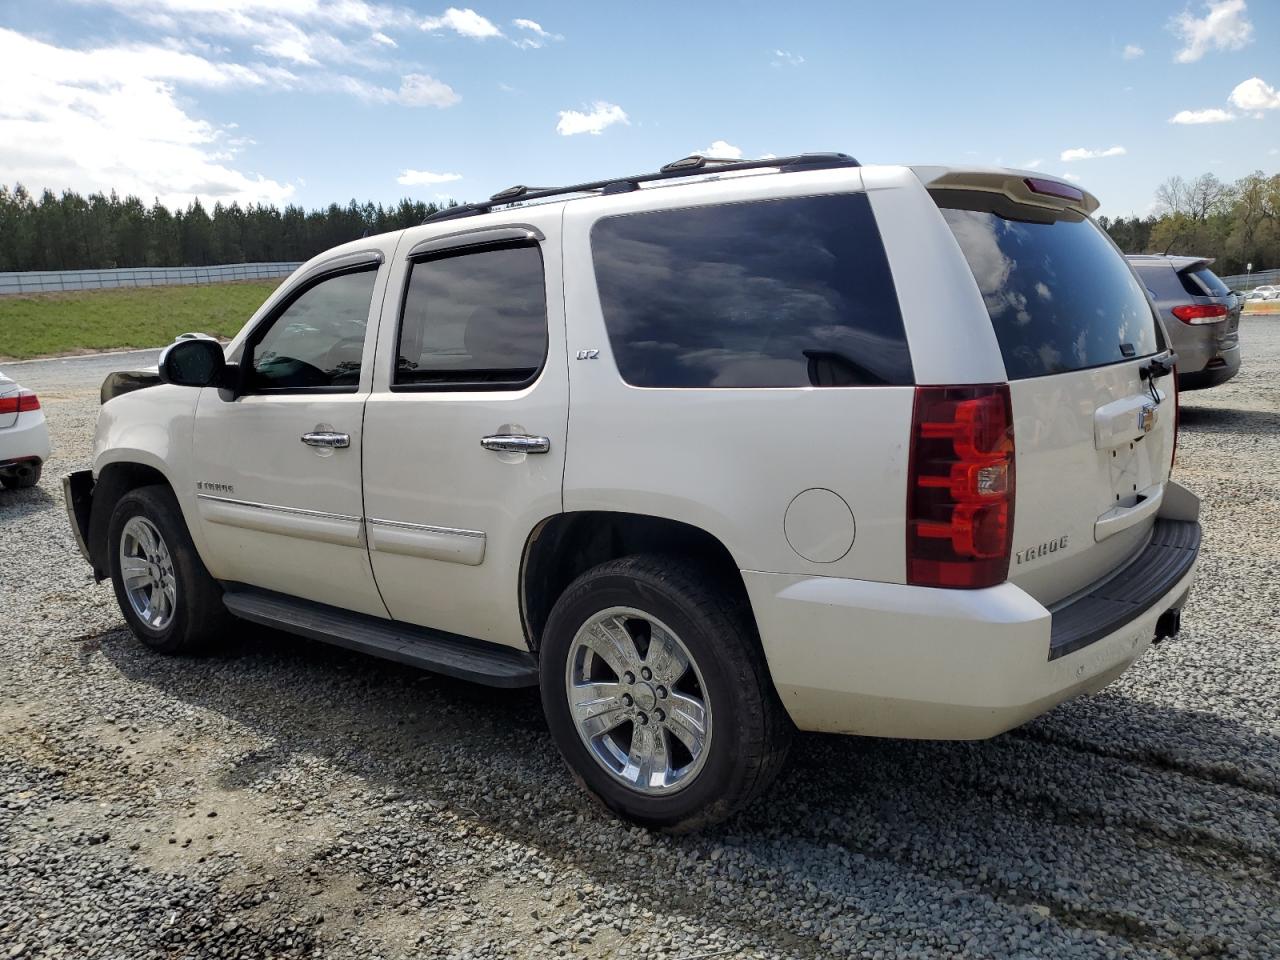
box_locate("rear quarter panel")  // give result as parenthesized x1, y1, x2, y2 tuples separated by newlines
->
(561, 169, 916, 581)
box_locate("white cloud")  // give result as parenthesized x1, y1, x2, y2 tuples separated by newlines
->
(0, 27, 292, 207)
(1060, 172, 1083, 183)
(1122, 43, 1144, 59)
(84, 0, 416, 71)
(1060, 145, 1126, 161)
(694, 140, 744, 159)
(1171, 0, 1253, 63)
(555, 101, 628, 136)
(397, 169, 462, 186)
(1169, 107, 1236, 124)
(256, 34, 319, 65)
(511, 17, 561, 48)
(397, 73, 460, 107)
(1229, 76, 1280, 112)
(1022, 158, 1044, 169)
(371, 31, 397, 47)
(420, 7, 502, 39)
(771, 49, 804, 66)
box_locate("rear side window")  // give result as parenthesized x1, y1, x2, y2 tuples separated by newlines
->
(1178, 267, 1231, 298)
(936, 191, 1160, 379)
(395, 243, 547, 389)
(591, 194, 912, 388)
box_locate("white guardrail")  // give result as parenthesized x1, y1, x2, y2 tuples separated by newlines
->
(0, 261, 302, 295)
(1219, 268, 1280, 292)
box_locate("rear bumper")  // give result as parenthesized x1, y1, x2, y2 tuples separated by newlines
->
(746, 518, 1200, 740)
(1177, 343, 1240, 390)
(0, 414, 51, 468)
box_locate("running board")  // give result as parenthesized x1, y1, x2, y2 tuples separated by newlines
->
(222, 587, 538, 688)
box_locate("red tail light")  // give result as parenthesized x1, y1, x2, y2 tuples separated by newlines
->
(907, 384, 1015, 589)
(0, 390, 40, 415)
(1171, 304, 1227, 324)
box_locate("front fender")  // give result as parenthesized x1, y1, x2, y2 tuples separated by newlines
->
(83, 384, 214, 578)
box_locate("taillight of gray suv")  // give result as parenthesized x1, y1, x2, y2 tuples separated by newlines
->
(1126, 255, 1241, 390)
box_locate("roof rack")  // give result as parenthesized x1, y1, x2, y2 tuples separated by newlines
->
(422, 152, 859, 224)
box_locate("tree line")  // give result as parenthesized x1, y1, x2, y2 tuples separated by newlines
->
(1097, 170, 1280, 277)
(0, 185, 450, 273)
(2, 170, 1278, 275)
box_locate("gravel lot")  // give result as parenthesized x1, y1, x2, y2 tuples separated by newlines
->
(2, 324, 1278, 960)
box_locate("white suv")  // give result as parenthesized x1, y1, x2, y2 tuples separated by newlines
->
(64, 154, 1202, 830)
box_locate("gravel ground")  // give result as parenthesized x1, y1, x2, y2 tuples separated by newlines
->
(2, 323, 1278, 960)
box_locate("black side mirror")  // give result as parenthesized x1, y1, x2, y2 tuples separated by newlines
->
(158, 338, 227, 387)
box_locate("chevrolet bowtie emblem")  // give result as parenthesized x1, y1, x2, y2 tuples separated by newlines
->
(1138, 403, 1157, 433)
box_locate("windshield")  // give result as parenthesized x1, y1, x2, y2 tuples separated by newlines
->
(935, 190, 1161, 379)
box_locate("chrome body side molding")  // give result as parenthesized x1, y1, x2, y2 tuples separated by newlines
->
(196, 494, 364, 548)
(366, 517, 487, 566)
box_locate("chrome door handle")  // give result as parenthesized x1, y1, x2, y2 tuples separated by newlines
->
(301, 431, 350, 449)
(480, 434, 550, 454)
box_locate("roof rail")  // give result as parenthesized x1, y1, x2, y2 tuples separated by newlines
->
(421, 152, 859, 224)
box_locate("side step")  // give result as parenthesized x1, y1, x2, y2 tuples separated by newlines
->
(222, 587, 539, 688)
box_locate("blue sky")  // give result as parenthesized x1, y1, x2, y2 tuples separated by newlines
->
(1, 0, 1278, 217)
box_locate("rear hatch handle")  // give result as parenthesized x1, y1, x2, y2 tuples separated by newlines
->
(1140, 352, 1178, 402)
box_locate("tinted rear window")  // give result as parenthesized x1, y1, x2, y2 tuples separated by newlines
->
(936, 191, 1160, 379)
(1179, 266, 1231, 298)
(591, 193, 912, 388)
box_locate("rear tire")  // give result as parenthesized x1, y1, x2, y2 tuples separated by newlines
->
(0, 462, 41, 489)
(107, 485, 230, 654)
(539, 555, 791, 832)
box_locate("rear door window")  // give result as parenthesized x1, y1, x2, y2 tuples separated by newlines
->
(394, 243, 547, 390)
(590, 193, 912, 388)
(936, 191, 1161, 379)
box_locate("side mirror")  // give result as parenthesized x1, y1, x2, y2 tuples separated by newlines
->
(158, 338, 227, 388)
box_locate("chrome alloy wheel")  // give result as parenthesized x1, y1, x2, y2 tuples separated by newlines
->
(565, 607, 712, 795)
(118, 516, 177, 630)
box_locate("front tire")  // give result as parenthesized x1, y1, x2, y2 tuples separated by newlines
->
(540, 555, 791, 831)
(107, 485, 230, 654)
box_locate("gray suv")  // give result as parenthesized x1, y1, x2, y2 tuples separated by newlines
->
(1127, 255, 1241, 390)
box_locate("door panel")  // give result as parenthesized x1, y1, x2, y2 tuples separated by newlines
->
(363, 212, 567, 649)
(190, 251, 393, 617)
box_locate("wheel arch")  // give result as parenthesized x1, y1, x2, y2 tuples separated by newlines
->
(86, 458, 176, 579)
(520, 511, 753, 652)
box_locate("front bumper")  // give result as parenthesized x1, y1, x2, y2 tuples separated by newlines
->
(63, 470, 95, 565)
(746, 518, 1201, 740)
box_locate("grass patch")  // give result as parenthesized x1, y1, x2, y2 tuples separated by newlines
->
(0, 280, 283, 360)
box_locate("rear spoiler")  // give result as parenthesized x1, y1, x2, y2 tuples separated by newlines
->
(911, 166, 1101, 217)
(1173, 257, 1213, 274)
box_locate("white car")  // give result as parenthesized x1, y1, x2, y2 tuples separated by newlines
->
(64, 154, 1201, 830)
(0, 371, 50, 489)
(1248, 284, 1279, 301)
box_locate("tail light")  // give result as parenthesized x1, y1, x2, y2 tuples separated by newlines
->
(1024, 177, 1085, 203)
(907, 384, 1015, 589)
(1171, 304, 1227, 324)
(0, 390, 40, 415)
